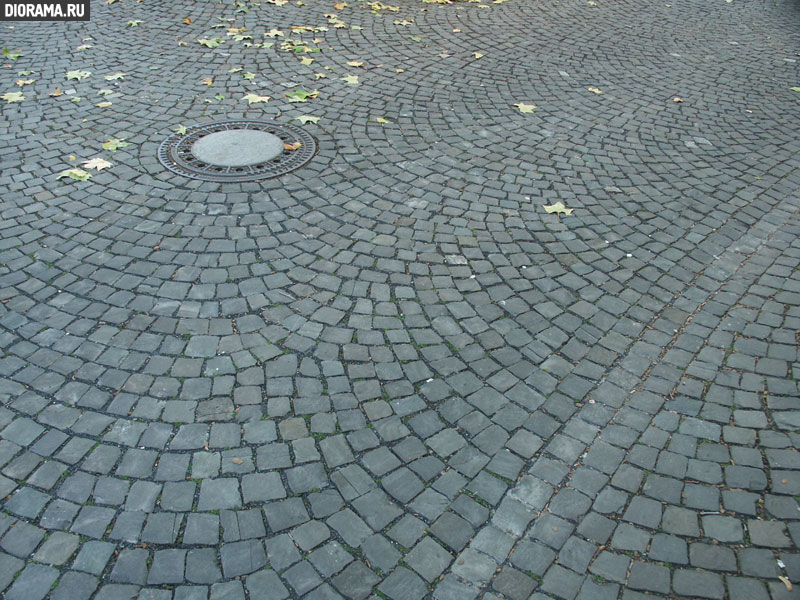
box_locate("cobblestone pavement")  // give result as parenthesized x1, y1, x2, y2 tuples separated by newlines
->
(1, 0, 800, 598)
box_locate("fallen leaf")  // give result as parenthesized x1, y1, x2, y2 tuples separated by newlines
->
(76, 44, 92, 51)
(17, 70, 33, 76)
(375, 117, 389, 123)
(126, 20, 142, 27)
(341, 74, 359, 84)
(473, 52, 484, 59)
(49, 87, 63, 97)
(300, 56, 315, 66)
(1, 48, 22, 60)
(334, 1, 347, 8)
(1, 92, 24, 103)
(97, 101, 113, 107)
(69, 155, 76, 161)
(791, 87, 800, 93)
(71, 97, 83, 103)
(265, 28, 284, 38)
(66, 70, 91, 80)
(314, 72, 328, 79)
(347, 61, 365, 67)
(587, 87, 603, 94)
(410, 36, 422, 42)
(202, 77, 213, 85)
(198, 38, 223, 48)
(102, 138, 130, 152)
(285, 89, 319, 102)
(294, 115, 320, 124)
(283, 141, 302, 150)
(57, 168, 91, 181)
(394, 19, 414, 25)
(779, 576, 793, 591)
(175, 124, 188, 134)
(544, 201, 574, 217)
(514, 102, 536, 113)
(453, 28, 461, 32)
(242, 93, 270, 104)
(396, 68, 404, 73)
(83, 157, 113, 170)
(104, 72, 126, 80)
(673, 96, 683, 102)
(243, 72, 256, 79)
(97, 88, 114, 95)
(184, 17, 192, 24)
(16, 79, 34, 87)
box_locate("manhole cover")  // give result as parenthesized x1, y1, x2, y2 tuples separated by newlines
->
(158, 120, 317, 182)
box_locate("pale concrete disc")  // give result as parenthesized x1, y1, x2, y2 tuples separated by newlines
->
(191, 129, 284, 167)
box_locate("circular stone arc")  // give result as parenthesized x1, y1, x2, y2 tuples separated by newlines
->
(190, 129, 285, 167)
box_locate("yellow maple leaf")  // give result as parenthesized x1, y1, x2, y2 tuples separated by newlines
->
(82, 157, 113, 170)
(265, 29, 284, 38)
(347, 61, 364, 67)
(242, 93, 270, 104)
(66, 70, 90, 80)
(587, 87, 603, 94)
(57, 168, 91, 181)
(1, 92, 24, 103)
(341, 75, 359, 84)
(16, 79, 34, 86)
(514, 102, 536, 113)
(543, 202, 574, 217)
(300, 57, 314, 65)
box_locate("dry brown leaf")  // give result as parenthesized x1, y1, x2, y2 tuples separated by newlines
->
(202, 77, 213, 86)
(184, 17, 191, 24)
(232, 458, 244, 465)
(283, 141, 302, 151)
(49, 87, 63, 97)
(779, 576, 793, 591)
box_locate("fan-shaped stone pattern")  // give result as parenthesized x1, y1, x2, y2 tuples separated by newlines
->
(0, 0, 798, 598)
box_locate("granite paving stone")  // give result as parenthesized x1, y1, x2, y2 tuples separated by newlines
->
(0, 0, 798, 597)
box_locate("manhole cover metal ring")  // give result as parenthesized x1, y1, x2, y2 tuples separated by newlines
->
(157, 120, 317, 182)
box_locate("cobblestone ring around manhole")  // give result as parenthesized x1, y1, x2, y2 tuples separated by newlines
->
(157, 120, 317, 182)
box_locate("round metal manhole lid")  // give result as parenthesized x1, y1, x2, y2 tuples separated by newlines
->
(157, 120, 317, 182)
